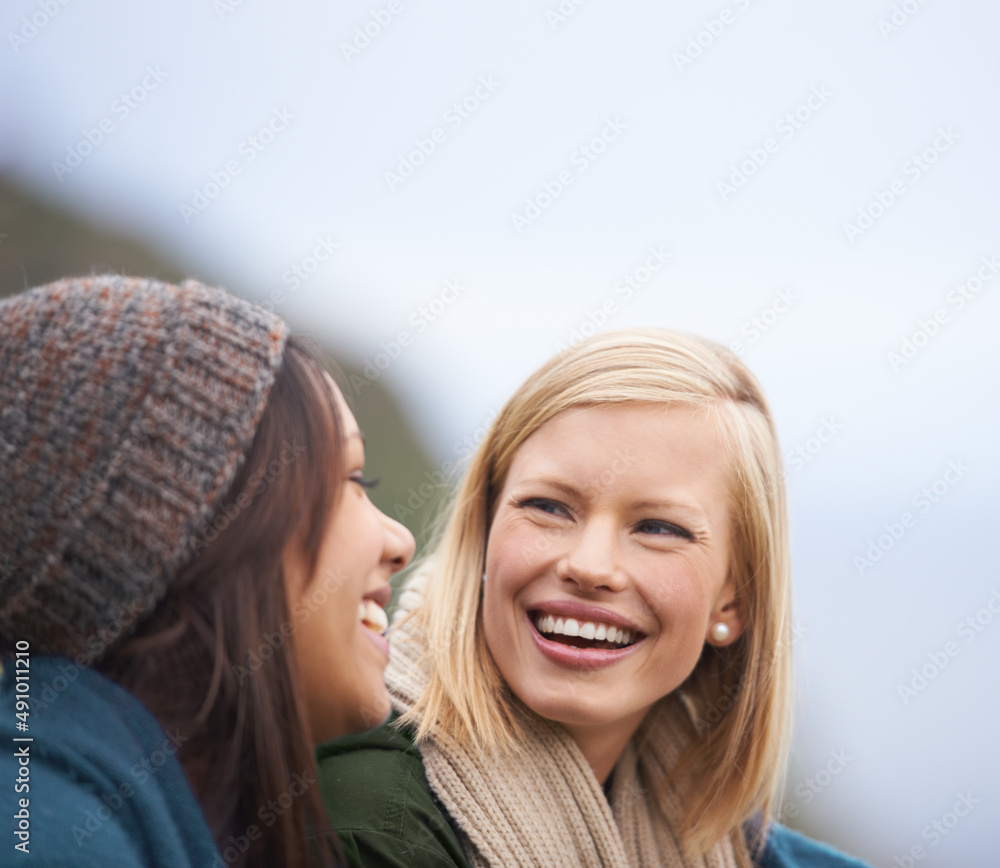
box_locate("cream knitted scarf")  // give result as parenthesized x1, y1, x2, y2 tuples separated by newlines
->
(385, 578, 747, 868)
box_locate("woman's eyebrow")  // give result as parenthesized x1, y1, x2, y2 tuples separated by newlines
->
(514, 478, 582, 498)
(514, 478, 710, 520)
(631, 498, 705, 517)
(516, 479, 704, 512)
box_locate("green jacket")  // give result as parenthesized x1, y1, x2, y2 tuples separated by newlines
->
(317, 716, 874, 868)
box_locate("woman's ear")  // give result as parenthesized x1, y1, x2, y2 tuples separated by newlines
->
(706, 579, 746, 647)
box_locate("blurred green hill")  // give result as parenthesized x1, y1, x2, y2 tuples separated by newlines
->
(0, 177, 441, 592)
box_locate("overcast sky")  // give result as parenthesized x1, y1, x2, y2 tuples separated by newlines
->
(2, 1, 999, 863)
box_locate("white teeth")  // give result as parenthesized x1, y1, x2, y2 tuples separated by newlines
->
(360, 599, 388, 634)
(533, 614, 638, 647)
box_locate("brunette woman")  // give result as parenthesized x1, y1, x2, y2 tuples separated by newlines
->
(0, 275, 414, 866)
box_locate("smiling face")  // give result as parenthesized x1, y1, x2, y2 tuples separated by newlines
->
(286, 376, 415, 744)
(482, 402, 743, 755)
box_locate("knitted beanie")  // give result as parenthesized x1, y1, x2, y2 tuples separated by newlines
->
(0, 274, 289, 662)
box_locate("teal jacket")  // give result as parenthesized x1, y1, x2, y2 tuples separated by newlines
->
(0, 656, 221, 867)
(317, 716, 874, 868)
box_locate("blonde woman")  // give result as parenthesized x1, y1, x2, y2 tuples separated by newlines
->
(317, 329, 871, 868)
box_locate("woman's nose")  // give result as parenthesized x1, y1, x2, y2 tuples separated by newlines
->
(380, 510, 416, 572)
(559, 518, 624, 593)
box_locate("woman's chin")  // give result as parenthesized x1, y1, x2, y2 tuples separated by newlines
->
(354, 682, 392, 731)
(518, 687, 621, 729)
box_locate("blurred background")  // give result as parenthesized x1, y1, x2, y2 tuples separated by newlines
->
(2, 1, 997, 864)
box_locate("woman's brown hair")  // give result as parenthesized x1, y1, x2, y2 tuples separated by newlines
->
(99, 336, 343, 867)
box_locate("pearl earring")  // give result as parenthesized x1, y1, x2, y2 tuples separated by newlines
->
(710, 622, 730, 643)
(482, 571, 487, 583)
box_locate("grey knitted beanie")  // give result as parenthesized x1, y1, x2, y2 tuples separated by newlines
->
(0, 274, 289, 662)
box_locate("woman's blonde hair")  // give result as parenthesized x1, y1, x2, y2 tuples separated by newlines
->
(398, 328, 792, 855)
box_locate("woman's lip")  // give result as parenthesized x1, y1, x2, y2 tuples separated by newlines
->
(364, 583, 392, 609)
(527, 612, 644, 670)
(361, 622, 390, 661)
(527, 599, 644, 634)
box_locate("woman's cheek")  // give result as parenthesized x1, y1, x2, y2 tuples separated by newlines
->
(510, 520, 558, 569)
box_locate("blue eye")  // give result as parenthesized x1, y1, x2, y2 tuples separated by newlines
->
(637, 520, 692, 540)
(516, 497, 568, 517)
